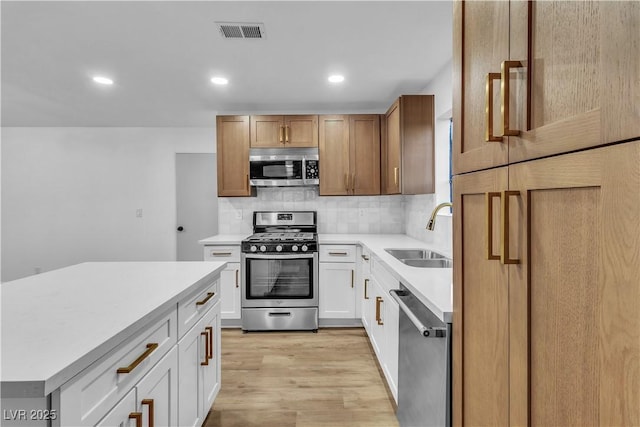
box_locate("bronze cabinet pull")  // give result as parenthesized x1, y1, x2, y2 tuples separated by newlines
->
(361, 254, 370, 261)
(285, 125, 290, 143)
(211, 252, 232, 256)
(235, 269, 239, 288)
(394, 167, 399, 187)
(205, 326, 213, 360)
(129, 412, 142, 427)
(501, 60, 524, 136)
(328, 251, 348, 256)
(200, 330, 209, 366)
(364, 279, 370, 299)
(279, 126, 284, 143)
(501, 190, 521, 264)
(485, 73, 504, 142)
(117, 343, 159, 374)
(141, 399, 154, 427)
(486, 192, 501, 260)
(196, 292, 215, 306)
(376, 296, 384, 325)
(351, 270, 355, 288)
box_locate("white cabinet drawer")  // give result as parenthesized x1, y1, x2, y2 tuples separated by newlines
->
(178, 278, 220, 338)
(58, 310, 177, 427)
(319, 245, 357, 262)
(203, 245, 240, 262)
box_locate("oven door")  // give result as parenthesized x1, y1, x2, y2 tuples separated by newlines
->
(241, 252, 319, 308)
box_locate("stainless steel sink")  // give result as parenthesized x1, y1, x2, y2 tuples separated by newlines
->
(384, 248, 447, 260)
(401, 258, 453, 268)
(384, 248, 452, 268)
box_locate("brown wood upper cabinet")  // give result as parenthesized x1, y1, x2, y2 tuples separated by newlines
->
(453, 1, 640, 174)
(319, 115, 380, 196)
(382, 95, 435, 195)
(216, 115, 252, 197)
(250, 115, 318, 148)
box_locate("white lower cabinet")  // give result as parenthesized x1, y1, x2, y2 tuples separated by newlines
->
(365, 254, 399, 403)
(319, 245, 357, 319)
(135, 346, 178, 427)
(319, 262, 356, 318)
(178, 301, 221, 427)
(220, 263, 241, 319)
(95, 388, 136, 427)
(54, 276, 221, 427)
(204, 245, 241, 320)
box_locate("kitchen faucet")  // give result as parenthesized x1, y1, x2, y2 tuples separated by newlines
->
(426, 202, 453, 231)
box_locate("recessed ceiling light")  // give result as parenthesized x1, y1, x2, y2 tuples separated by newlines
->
(328, 75, 345, 83)
(211, 77, 229, 85)
(92, 76, 114, 85)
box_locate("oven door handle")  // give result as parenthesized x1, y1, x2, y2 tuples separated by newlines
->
(244, 253, 315, 260)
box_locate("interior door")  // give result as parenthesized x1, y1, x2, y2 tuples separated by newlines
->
(176, 153, 218, 261)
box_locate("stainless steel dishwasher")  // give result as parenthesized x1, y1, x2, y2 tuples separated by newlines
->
(390, 285, 451, 427)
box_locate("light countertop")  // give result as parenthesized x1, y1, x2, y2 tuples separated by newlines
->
(199, 233, 452, 323)
(1, 261, 226, 397)
(319, 234, 452, 323)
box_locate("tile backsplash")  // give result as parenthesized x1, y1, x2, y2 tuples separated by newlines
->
(218, 187, 405, 234)
(217, 188, 453, 256)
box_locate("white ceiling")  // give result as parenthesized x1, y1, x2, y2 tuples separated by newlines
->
(1, 1, 453, 127)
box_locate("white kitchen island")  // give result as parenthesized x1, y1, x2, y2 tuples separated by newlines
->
(1, 261, 225, 427)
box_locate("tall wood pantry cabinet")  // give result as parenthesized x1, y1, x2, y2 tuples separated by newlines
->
(452, 1, 640, 426)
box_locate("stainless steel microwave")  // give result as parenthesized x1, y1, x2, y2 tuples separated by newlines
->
(249, 148, 319, 187)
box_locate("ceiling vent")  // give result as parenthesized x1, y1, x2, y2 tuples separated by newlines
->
(216, 22, 266, 39)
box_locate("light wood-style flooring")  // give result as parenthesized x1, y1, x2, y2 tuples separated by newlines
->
(205, 328, 399, 427)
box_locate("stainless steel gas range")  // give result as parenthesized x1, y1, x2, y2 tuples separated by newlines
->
(240, 211, 319, 332)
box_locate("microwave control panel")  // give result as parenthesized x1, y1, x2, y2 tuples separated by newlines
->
(305, 160, 319, 180)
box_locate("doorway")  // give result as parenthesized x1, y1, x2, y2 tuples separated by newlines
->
(176, 153, 218, 261)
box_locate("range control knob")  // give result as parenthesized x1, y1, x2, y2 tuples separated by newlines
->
(276, 245, 283, 252)
(260, 245, 267, 252)
(250, 245, 257, 252)
(291, 245, 299, 252)
(301, 245, 308, 252)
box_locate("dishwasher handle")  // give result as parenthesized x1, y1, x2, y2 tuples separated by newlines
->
(389, 289, 446, 338)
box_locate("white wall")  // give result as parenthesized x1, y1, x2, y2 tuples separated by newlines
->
(404, 60, 453, 254)
(1, 127, 214, 281)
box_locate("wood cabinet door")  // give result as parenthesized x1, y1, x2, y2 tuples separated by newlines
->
(216, 116, 250, 196)
(508, 1, 640, 163)
(250, 115, 285, 147)
(284, 115, 318, 147)
(452, 167, 509, 427)
(383, 100, 401, 194)
(350, 115, 380, 195)
(508, 142, 640, 426)
(452, 1, 510, 174)
(319, 115, 350, 195)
